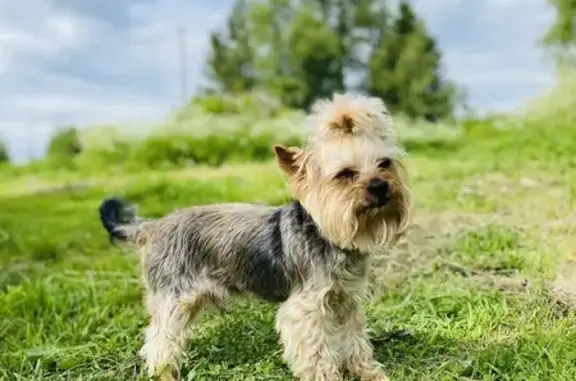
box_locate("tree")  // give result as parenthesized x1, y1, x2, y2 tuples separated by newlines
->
(367, 0, 458, 121)
(205, 0, 256, 93)
(542, 0, 576, 64)
(203, 0, 461, 119)
(205, 0, 377, 108)
(284, 6, 341, 108)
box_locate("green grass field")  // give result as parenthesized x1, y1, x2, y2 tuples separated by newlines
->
(1, 108, 576, 380)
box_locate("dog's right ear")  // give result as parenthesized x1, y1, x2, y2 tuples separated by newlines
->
(273, 145, 306, 177)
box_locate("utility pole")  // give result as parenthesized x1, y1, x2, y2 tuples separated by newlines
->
(177, 25, 188, 106)
(26, 121, 33, 162)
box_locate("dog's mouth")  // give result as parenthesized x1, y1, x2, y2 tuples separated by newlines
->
(359, 195, 390, 214)
(373, 196, 390, 208)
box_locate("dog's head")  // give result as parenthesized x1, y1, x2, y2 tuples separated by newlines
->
(274, 93, 411, 252)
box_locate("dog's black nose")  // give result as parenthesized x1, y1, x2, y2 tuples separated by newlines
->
(367, 178, 390, 198)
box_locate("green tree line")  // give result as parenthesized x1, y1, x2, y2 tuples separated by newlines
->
(204, 0, 464, 122)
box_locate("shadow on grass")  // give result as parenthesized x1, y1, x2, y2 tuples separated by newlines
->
(171, 305, 575, 381)
(175, 303, 477, 380)
(372, 323, 573, 380)
(179, 301, 290, 379)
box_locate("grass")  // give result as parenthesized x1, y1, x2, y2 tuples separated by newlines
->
(1, 106, 576, 380)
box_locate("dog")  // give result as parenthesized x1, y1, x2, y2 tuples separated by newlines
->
(98, 93, 411, 381)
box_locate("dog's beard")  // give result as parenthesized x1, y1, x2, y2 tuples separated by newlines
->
(354, 192, 410, 251)
(300, 177, 410, 252)
(302, 199, 406, 253)
(302, 191, 359, 250)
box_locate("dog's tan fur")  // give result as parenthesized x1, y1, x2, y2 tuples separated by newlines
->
(98, 93, 411, 381)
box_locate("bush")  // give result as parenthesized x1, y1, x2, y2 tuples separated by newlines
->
(121, 120, 303, 170)
(11, 92, 470, 174)
(0, 139, 9, 164)
(47, 127, 82, 161)
(184, 91, 286, 118)
(69, 93, 306, 171)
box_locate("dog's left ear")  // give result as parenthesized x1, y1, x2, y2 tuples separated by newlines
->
(274, 145, 306, 177)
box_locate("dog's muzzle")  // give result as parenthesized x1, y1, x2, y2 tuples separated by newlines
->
(366, 178, 390, 207)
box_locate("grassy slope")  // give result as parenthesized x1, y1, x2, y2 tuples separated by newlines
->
(1, 119, 576, 381)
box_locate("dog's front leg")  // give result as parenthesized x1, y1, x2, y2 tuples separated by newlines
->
(342, 304, 389, 381)
(275, 292, 343, 381)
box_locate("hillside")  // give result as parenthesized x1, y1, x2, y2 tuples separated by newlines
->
(1, 83, 576, 379)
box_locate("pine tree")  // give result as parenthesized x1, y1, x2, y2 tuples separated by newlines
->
(367, 0, 458, 121)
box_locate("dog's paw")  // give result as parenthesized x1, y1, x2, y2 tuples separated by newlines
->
(364, 373, 389, 381)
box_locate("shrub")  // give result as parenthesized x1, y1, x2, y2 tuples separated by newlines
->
(47, 127, 82, 161)
(70, 93, 307, 171)
(184, 91, 286, 118)
(0, 139, 9, 164)
(13, 92, 472, 174)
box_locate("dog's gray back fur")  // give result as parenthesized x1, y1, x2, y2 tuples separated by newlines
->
(99, 198, 366, 303)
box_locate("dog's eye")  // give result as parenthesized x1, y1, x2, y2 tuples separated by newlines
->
(335, 168, 358, 181)
(378, 158, 392, 169)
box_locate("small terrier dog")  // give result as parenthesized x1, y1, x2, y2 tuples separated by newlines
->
(98, 93, 411, 381)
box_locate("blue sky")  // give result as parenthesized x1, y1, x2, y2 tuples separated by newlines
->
(0, 0, 556, 162)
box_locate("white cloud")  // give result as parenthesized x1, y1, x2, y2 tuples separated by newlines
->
(466, 69, 554, 86)
(0, 0, 227, 162)
(0, 11, 85, 73)
(413, 0, 556, 112)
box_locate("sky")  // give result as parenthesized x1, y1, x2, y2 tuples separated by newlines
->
(0, 0, 557, 163)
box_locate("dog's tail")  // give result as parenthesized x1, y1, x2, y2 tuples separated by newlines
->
(98, 197, 146, 245)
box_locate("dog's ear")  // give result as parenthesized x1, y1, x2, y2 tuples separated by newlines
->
(273, 145, 306, 177)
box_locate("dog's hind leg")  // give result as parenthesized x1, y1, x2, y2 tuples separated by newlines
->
(140, 278, 230, 381)
(140, 291, 204, 381)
